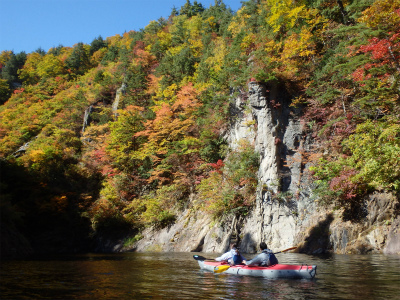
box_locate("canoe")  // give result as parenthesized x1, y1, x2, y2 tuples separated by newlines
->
(195, 259, 317, 279)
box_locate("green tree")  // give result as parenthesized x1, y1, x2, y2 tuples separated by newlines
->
(36, 54, 64, 79)
(18, 52, 43, 85)
(65, 43, 90, 75)
(47, 45, 64, 56)
(90, 36, 107, 55)
(101, 45, 119, 65)
(0, 78, 11, 104)
(180, 0, 205, 17)
(35, 48, 46, 56)
(202, 0, 233, 35)
(1, 51, 26, 83)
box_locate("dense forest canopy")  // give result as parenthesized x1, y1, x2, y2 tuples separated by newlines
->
(1, 0, 399, 254)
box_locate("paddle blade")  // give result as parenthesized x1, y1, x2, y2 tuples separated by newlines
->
(281, 247, 297, 253)
(273, 247, 298, 254)
(193, 255, 207, 261)
(214, 265, 230, 273)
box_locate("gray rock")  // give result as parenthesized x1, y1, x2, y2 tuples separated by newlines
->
(127, 82, 398, 256)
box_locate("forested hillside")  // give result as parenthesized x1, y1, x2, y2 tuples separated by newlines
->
(1, 0, 399, 257)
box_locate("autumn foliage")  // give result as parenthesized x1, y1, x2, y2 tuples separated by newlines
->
(0, 0, 399, 252)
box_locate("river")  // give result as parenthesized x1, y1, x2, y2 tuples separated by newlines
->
(1, 252, 399, 299)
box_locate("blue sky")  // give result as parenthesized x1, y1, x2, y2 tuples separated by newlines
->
(0, 0, 243, 54)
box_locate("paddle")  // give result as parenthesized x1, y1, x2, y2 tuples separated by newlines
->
(193, 255, 214, 261)
(212, 246, 298, 273)
(273, 246, 297, 254)
(214, 265, 231, 273)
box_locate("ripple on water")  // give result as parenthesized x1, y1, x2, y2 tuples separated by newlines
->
(1, 252, 399, 299)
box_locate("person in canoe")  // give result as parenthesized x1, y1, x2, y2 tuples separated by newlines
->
(215, 243, 246, 265)
(245, 242, 278, 266)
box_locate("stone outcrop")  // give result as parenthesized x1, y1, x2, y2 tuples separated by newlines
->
(128, 81, 400, 255)
(130, 209, 232, 253)
(112, 82, 127, 117)
(82, 105, 93, 132)
(12, 137, 37, 157)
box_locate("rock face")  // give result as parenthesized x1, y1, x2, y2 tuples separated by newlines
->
(82, 105, 93, 132)
(131, 209, 235, 253)
(225, 81, 319, 253)
(129, 81, 400, 255)
(112, 82, 127, 117)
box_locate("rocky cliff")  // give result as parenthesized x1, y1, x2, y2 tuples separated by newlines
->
(125, 82, 400, 255)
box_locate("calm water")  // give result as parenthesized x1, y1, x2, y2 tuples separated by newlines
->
(1, 252, 399, 299)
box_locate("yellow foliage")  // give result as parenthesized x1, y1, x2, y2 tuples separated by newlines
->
(204, 37, 227, 73)
(121, 31, 134, 49)
(58, 47, 73, 63)
(145, 20, 160, 33)
(265, 0, 326, 35)
(188, 37, 203, 58)
(187, 15, 203, 35)
(241, 34, 256, 52)
(162, 83, 178, 100)
(100, 179, 119, 202)
(205, 16, 217, 30)
(106, 34, 122, 47)
(63, 147, 76, 158)
(157, 30, 172, 49)
(264, 39, 278, 54)
(179, 75, 196, 88)
(169, 15, 187, 35)
(102, 68, 114, 79)
(359, 0, 400, 28)
(196, 171, 226, 216)
(18, 53, 43, 84)
(258, 3, 326, 80)
(168, 44, 186, 56)
(36, 54, 64, 78)
(29, 149, 45, 163)
(228, 7, 251, 36)
(193, 81, 212, 93)
(91, 48, 107, 65)
(266, 0, 305, 32)
(0, 50, 13, 66)
(281, 27, 315, 60)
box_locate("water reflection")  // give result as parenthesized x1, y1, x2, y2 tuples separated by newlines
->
(1, 252, 399, 299)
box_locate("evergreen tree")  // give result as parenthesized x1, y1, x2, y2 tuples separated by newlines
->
(0, 78, 11, 104)
(35, 48, 46, 56)
(65, 42, 90, 75)
(180, 0, 205, 17)
(90, 36, 107, 55)
(101, 45, 119, 65)
(47, 45, 64, 56)
(202, 0, 233, 35)
(171, 6, 179, 17)
(1, 51, 26, 84)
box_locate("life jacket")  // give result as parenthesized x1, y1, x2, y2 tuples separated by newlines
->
(231, 249, 243, 265)
(268, 253, 278, 265)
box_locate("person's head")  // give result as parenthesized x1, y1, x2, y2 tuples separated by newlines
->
(260, 242, 268, 250)
(231, 243, 238, 250)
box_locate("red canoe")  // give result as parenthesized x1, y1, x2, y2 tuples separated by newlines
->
(194, 257, 317, 279)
